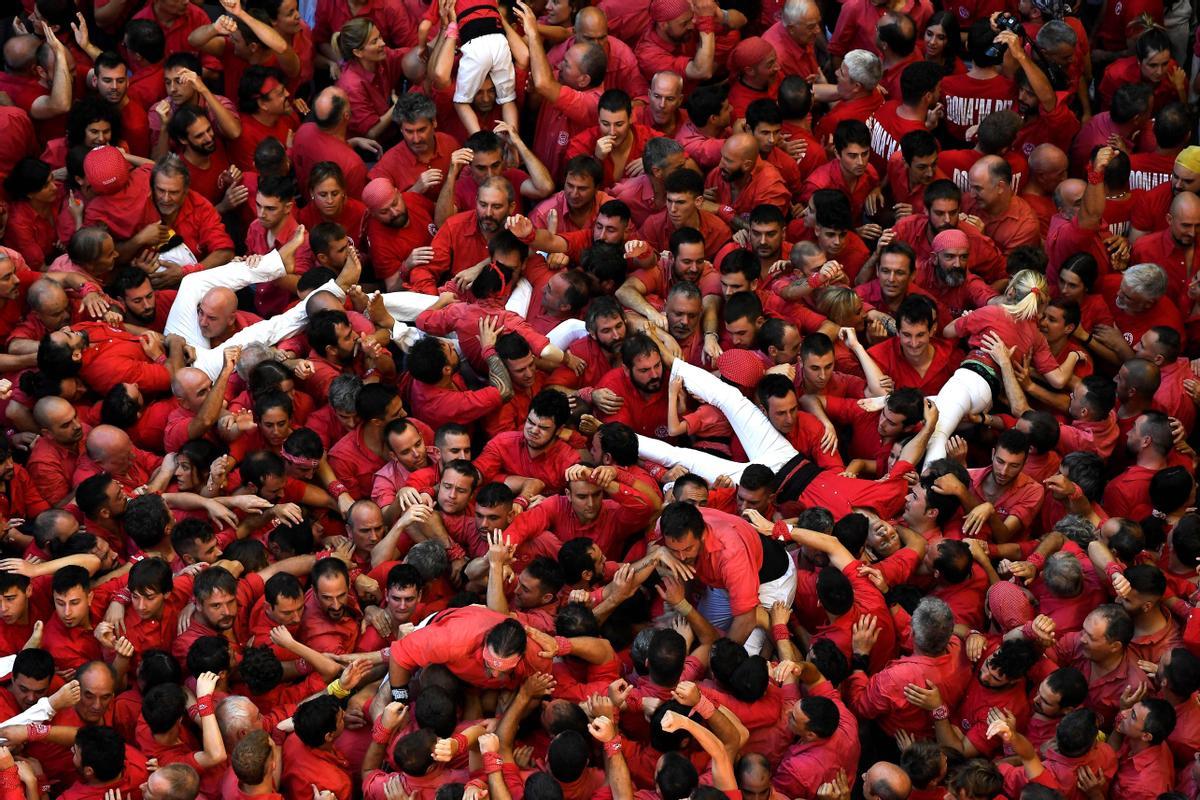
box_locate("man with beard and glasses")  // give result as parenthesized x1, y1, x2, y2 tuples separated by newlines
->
(913, 228, 996, 319)
(594, 331, 673, 439)
(422, 177, 517, 294)
(165, 105, 237, 210)
(704, 133, 790, 229)
(1130, 190, 1200, 315)
(893, 179, 1007, 287)
(360, 177, 436, 292)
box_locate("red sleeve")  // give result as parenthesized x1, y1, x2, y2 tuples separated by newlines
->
(500, 499, 554, 546)
(194, 197, 234, 254)
(554, 86, 599, 125)
(472, 438, 509, 485)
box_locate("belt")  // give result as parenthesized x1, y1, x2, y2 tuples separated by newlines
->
(775, 452, 822, 504)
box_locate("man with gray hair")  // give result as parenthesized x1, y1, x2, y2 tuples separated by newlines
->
(842, 596, 972, 738)
(148, 153, 235, 279)
(610, 135, 688, 225)
(1091, 262, 1182, 365)
(371, 92, 455, 202)
(812, 49, 883, 141)
(763, 0, 824, 82)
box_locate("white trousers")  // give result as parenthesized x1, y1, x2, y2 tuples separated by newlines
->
(925, 367, 994, 463)
(638, 358, 797, 483)
(165, 252, 349, 380)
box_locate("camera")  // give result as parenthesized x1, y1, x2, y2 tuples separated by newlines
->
(985, 13, 1023, 60)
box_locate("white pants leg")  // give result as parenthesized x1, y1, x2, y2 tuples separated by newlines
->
(744, 557, 798, 655)
(546, 318, 587, 350)
(925, 368, 994, 463)
(191, 278, 347, 379)
(381, 291, 440, 322)
(165, 251, 287, 349)
(638, 435, 752, 483)
(505, 278, 533, 316)
(671, 359, 798, 471)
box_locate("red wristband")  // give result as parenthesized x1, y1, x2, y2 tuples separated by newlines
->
(603, 738, 624, 756)
(25, 723, 49, 742)
(695, 14, 716, 32)
(80, 282, 101, 295)
(1086, 167, 1105, 185)
(513, 496, 530, 509)
(772, 624, 791, 642)
(451, 732, 469, 756)
(771, 519, 791, 541)
(447, 543, 466, 561)
(692, 695, 716, 719)
(481, 345, 498, 361)
(196, 694, 215, 717)
(328, 481, 350, 498)
(554, 635, 573, 655)
(515, 226, 536, 245)
(807, 273, 824, 289)
(1026, 552, 1046, 570)
(372, 717, 393, 745)
(483, 752, 504, 773)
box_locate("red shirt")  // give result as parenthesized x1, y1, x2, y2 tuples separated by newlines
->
(171, 572, 265, 662)
(1013, 91, 1081, 161)
(978, 194, 1041, 252)
(281, 735, 352, 800)
(762, 22, 820, 80)
(1099, 55, 1180, 114)
(567, 124, 658, 188)
(1098, 272, 1186, 353)
(132, 2, 219, 72)
(1130, 181, 1172, 234)
(227, 113, 297, 172)
(1043, 743, 1118, 800)
(773, 680, 861, 799)
(170, 191, 235, 262)
(1130, 227, 1192, 316)
(869, 101, 927, 175)
(533, 86, 602, 180)
(422, 209, 490, 290)
(893, 212, 1008, 284)
(841, 636, 972, 736)
(76, 321, 172, 396)
(3, 201, 58, 268)
(299, 589, 360, 655)
(1051, 631, 1153, 728)
(389, 605, 553, 688)
(58, 747, 149, 800)
(1129, 151, 1176, 192)
(1093, 0, 1162, 51)
(608, 174, 659, 227)
(1112, 741, 1175, 800)
(291, 123, 369, 198)
(336, 50, 407, 139)
(687, 506, 764, 616)
(0, 106, 37, 194)
(370, 132, 458, 202)
(327, 427, 387, 499)
(640, 209, 732, 260)
(416, 300, 551, 374)
(408, 374, 503, 431)
(594, 366, 670, 439)
(866, 336, 961, 396)
(800, 160, 881, 227)
(503, 486, 655, 558)
(814, 93, 884, 143)
(704, 160, 790, 223)
(364, 194, 435, 283)
(939, 72, 1015, 143)
(1047, 214, 1111, 281)
(473, 431, 580, 494)
(26, 431, 85, 506)
(313, 0, 414, 46)
(675, 121, 726, 172)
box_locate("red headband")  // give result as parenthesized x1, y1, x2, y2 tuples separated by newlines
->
(482, 645, 522, 672)
(281, 450, 320, 469)
(259, 77, 283, 96)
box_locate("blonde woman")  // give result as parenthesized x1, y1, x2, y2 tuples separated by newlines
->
(910, 248, 1084, 462)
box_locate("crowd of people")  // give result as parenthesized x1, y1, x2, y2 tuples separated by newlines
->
(0, 0, 1198, 798)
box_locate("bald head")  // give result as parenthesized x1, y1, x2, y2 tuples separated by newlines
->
(574, 6, 608, 41)
(198, 287, 238, 341)
(171, 366, 214, 410)
(725, 132, 759, 162)
(1120, 357, 1161, 398)
(1029, 143, 1067, 174)
(1053, 179, 1085, 217)
(313, 88, 349, 130)
(33, 396, 83, 447)
(4, 36, 41, 73)
(1169, 190, 1200, 247)
(304, 289, 344, 316)
(863, 762, 911, 800)
(86, 425, 132, 461)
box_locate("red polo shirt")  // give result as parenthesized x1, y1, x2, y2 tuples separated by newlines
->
(841, 636, 972, 737)
(594, 367, 670, 439)
(415, 299, 551, 374)
(939, 73, 1015, 143)
(686, 507, 764, 616)
(422, 209, 490, 291)
(364, 194, 435, 284)
(533, 86, 602, 180)
(705, 160, 790, 222)
(281, 735, 352, 800)
(866, 336, 961, 395)
(567, 124, 658, 188)
(26, 431, 86, 506)
(800, 160, 881, 227)
(773, 680, 861, 800)
(327, 426, 387, 499)
(869, 101, 927, 175)
(58, 747, 149, 800)
(640, 209, 732, 260)
(814, 92, 884, 143)
(227, 113, 298, 171)
(1051, 631, 1153, 728)
(1130, 227, 1192, 316)
(76, 322, 171, 396)
(408, 374, 504, 431)
(389, 605, 553, 688)
(473, 431, 580, 494)
(299, 589, 360, 655)
(291, 123, 369, 198)
(370, 132, 458, 202)
(675, 121, 726, 172)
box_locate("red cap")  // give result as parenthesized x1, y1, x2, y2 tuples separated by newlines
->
(84, 146, 131, 196)
(716, 348, 765, 392)
(651, 0, 691, 23)
(987, 582, 1034, 630)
